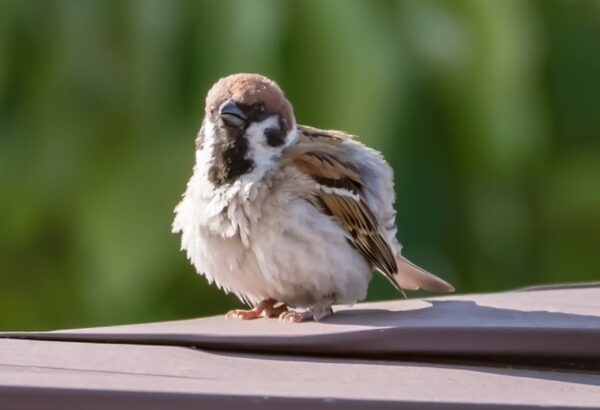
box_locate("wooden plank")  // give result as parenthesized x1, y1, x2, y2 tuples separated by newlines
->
(1, 339, 599, 409)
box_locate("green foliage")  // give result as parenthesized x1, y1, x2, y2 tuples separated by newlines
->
(1, 0, 599, 330)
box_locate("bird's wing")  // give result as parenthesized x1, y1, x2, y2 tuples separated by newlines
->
(289, 125, 454, 294)
(285, 127, 400, 288)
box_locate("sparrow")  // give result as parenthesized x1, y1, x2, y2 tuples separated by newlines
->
(173, 73, 454, 323)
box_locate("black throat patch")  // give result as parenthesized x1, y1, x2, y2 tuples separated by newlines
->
(207, 125, 254, 186)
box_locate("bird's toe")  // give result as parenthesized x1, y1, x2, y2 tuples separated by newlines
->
(279, 310, 311, 323)
(226, 309, 260, 320)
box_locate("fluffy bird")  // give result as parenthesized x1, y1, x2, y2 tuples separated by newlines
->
(173, 73, 454, 322)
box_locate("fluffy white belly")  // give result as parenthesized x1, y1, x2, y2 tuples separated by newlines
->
(247, 198, 372, 306)
(173, 178, 372, 307)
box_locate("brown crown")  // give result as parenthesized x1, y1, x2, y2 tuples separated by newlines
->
(205, 73, 295, 132)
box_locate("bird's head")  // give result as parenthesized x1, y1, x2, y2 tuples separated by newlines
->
(197, 73, 297, 187)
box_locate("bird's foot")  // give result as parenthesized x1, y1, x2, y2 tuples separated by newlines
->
(279, 298, 334, 323)
(226, 299, 288, 320)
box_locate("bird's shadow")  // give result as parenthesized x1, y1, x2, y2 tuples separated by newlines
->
(323, 299, 600, 330)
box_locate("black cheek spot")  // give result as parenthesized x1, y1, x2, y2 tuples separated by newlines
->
(264, 128, 285, 147)
(208, 126, 255, 186)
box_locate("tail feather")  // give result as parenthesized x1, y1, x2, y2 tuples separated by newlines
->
(394, 255, 455, 293)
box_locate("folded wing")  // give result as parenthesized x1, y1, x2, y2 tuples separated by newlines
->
(287, 125, 454, 293)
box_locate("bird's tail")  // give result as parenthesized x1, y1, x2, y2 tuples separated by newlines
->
(393, 255, 455, 293)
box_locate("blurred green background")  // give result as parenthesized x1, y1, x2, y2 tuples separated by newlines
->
(1, 0, 599, 331)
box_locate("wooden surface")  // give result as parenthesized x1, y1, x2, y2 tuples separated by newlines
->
(1, 283, 600, 409)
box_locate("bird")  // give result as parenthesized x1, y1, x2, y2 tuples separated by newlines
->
(172, 73, 454, 323)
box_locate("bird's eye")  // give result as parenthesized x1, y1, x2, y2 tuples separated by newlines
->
(264, 128, 285, 147)
(254, 103, 265, 113)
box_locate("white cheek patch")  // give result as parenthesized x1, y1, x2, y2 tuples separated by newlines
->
(243, 116, 283, 181)
(284, 126, 298, 148)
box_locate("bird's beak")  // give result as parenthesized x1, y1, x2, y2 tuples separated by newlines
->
(219, 99, 247, 128)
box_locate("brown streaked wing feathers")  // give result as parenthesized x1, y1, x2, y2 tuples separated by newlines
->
(318, 193, 397, 279)
(297, 124, 350, 143)
(287, 128, 399, 287)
